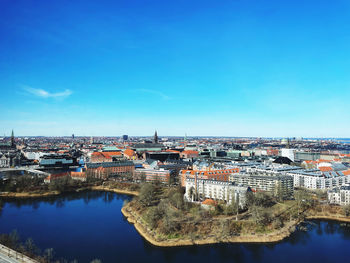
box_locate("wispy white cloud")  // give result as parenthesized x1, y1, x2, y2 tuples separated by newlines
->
(22, 86, 72, 98)
(135, 89, 171, 100)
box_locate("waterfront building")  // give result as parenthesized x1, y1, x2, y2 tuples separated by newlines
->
(230, 172, 294, 199)
(184, 177, 249, 208)
(286, 169, 350, 190)
(134, 168, 170, 183)
(86, 161, 135, 179)
(328, 185, 350, 205)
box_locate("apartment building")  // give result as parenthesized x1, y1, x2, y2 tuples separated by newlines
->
(229, 172, 294, 200)
(184, 177, 248, 208)
(328, 185, 350, 205)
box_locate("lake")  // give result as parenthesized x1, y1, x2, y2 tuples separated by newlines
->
(1, 191, 350, 263)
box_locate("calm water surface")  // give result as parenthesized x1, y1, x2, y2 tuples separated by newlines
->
(1, 191, 350, 263)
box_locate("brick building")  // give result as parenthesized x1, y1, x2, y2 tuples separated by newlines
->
(86, 161, 135, 179)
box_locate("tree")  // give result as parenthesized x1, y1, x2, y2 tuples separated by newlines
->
(295, 189, 313, 216)
(251, 206, 272, 226)
(343, 204, 350, 217)
(138, 183, 157, 207)
(169, 191, 184, 210)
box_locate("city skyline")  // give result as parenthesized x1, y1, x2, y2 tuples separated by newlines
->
(1, 0, 350, 137)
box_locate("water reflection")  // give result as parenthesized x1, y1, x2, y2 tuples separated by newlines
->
(0, 191, 132, 212)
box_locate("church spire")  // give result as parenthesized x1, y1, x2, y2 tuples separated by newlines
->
(11, 129, 15, 147)
(154, 130, 158, 144)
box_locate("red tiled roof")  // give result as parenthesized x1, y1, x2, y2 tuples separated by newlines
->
(202, 199, 217, 206)
(343, 169, 350, 176)
(319, 166, 333, 172)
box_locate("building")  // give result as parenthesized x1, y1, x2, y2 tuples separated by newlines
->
(40, 155, 75, 168)
(134, 168, 170, 183)
(90, 151, 123, 163)
(154, 130, 158, 143)
(180, 150, 199, 159)
(180, 168, 239, 187)
(86, 161, 135, 179)
(328, 185, 350, 205)
(44, 172, 69, 183)
(70, 171, 87, 182)
(287, 169, 350, 190)
(132, 143, 163, 152)
(184, 178, 249, 208)
(123, 149, 136, 160)
(294, 151, 320, 162)
(230, 172, 294, 199)
(281, 148, 295, 162)
(144, 151, 179, 162)
(0, 153, 10, 168)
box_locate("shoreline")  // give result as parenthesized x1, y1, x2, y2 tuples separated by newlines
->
(0, 185, 139, 199)
(306, 215, 350, 223)
(89, 186, 139, 196)
(0, 190, 61, 198)
(121, 204, 298, 247)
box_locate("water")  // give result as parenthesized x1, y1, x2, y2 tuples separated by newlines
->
(1, 191, 350, 263)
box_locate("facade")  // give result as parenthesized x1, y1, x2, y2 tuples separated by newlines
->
(0, 154, 10, 168)
(294, 151, 320, 162)
(281, 148, 295, 162)
(328, 185, 350, 205)
(180, 168, 240, 187)
(40, 155, 74, 167)
(134, 168, 170, 183)
(180, 150, 199, 159)
(86, 161, 135, 179)
(286, 169, 350, 190)
(91, 151, 122, 163)
(230, 172, 294, 199)
(184, 178, 248, 208)
(70, 171, 87, 181)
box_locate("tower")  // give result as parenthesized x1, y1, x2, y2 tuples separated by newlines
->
(11, 129, 15, 148)
(154, 130, 158, 144)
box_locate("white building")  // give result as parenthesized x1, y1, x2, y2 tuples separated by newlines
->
(184, 178, 248, 208)
(328, 185, 350, 205)
(281, 148, 295, 162)
(0, 153, 10, 168)
(286, 170, 350, 190)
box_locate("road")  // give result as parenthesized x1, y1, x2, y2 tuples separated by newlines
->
(0, 244, 38, 263)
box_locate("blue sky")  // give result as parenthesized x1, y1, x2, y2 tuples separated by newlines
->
(1, 0, 350, 137)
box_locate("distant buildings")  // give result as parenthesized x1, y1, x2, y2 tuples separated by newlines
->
(90, 151, 122, 163)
